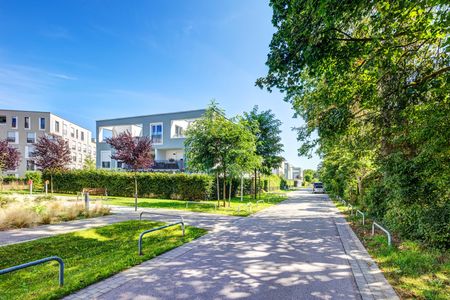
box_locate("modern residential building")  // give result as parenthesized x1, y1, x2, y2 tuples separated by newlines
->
(273, 160, 302, 182)
(96, 109, 206, 171)
(0, 109, 96, 177)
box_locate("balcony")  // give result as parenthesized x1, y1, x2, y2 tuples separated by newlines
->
(151, 159, 184, 171)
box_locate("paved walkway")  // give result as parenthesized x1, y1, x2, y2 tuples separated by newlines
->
(0, 206, 240, 246)
(65, 191, 398, 300)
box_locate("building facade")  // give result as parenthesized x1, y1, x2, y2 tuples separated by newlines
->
(0, 109, 96, 177)
(96, 109, 205, 171)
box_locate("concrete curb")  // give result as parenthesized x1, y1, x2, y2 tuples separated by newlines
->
(331, 200, 399, 300)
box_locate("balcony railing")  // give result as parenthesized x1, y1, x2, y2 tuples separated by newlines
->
(151, 160, 184, 170)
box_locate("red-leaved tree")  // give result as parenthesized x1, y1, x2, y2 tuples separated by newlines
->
(33, 134, 71, 193)
(0, 140, 21, 186)
(106, 131, 153, 210)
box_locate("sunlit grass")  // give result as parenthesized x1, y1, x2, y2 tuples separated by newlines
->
(103, 192, 288, 216)
(0, 220, 206, 300)
(332, 198, 449, 299)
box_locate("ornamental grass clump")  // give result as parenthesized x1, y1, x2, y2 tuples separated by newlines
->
(0, 200, 111, 230)
(0, 203, 39, 229)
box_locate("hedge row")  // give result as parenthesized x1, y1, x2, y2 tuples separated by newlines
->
(42, 170, 291, 201)
(44, 170, 213, 200)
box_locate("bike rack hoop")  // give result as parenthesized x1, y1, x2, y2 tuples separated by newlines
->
(0, 256, 64, 286)
(356, 210, 365, 225)
(138, 222, 185, 255)
(256, 200, 265, 206)
(139, 211, 184, 224)
(372, 221, 392, 246)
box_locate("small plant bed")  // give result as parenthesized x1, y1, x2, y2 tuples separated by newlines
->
(0, 220, 206, 299)
(332, 199, 449, 300)
(104, 192, 288, 216)
(0, 196, 110, 231)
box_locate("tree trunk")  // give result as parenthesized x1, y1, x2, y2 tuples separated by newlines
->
(223, 171, 226, 207)
(254, 169, 257, 199)
(51, 173, 54, 194)
(240, 175, 243, 202)
(134, 173, 138, 211)
(228, 179, 232, 207)
(216, 173, 220, 207)
(258, 173, 261, 199)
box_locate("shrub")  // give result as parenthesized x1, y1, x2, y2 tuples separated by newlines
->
(25, 171, 43, 189)
(44, 170, 213, 200)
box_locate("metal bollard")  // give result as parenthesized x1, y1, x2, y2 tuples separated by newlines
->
(84, 192, 90, 213)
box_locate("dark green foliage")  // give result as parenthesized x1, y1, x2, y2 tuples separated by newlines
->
(43, 170, 213, 200)
(243, 106, 283, 175)
(260, 0, 450, 248)
(25, 171, 43, 189)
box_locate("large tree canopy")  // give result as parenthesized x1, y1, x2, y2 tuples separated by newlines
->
(243, 105, 283, 175)
(185, 102, 260, 205)
(258, 0, 449, 247)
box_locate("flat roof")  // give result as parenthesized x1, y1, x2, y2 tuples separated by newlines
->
(0, 109, 92, 132)
(96, 108, 206, 122)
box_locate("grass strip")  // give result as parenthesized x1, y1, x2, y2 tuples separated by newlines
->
(0, 220, 206, 300)
(332, 199, 449, 300)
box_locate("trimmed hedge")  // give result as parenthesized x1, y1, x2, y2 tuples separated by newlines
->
(44, 170, 213, 200)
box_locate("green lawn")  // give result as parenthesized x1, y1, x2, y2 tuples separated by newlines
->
(103, 192, 288, 216)
(332, 199, 449, 300)
(0, 220, 206, 300)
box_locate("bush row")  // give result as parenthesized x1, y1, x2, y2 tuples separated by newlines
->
(44, 170, 213, 200)
(42, 170, 290, 201)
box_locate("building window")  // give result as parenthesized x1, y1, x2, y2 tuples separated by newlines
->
(63, 124, 68, 136)
(71, 127, 75, 138)
(72, 155, 77, 163)
(101, 150, 111, 169)
(150, 123, 163, 145)
(27, 132, 36, 143)
(39, 117, 46, 130)
(81, 131, 84, 141)
(24, 117, 30, 129)
(55, 121, 60, 132)
(7, 131, 18, 143)
(26, 160, 36, 171)
(71, 142, 76, 150)
(76, 129, 79, 139)
(25, 145, 35, 158)
(0, 115, 6, 124)
(117, 161, 123, 169)
(78, 142, 81, 151)
(11, 117, 17, 128)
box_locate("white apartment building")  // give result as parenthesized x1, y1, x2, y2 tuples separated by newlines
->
(0, 110, 96, 177)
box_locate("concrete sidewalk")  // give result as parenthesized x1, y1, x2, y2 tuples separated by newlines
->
(65, 191, 398, 300)
(0, 206, 240, 246)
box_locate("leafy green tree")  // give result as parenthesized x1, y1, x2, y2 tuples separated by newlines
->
(185, 101, 260, 207)
(244, 106, 283, 198)
(83, 155, 96, 171)
(303, 169, 315, 183)
(258, 0, 449, 247)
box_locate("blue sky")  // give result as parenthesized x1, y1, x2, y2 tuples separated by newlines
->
(0, 0, 320, 170)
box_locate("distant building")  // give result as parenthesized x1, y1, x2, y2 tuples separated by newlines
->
(96, 109, 205, 171)
(273, 160, 302, 183)
(0, 109, 96, 177)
